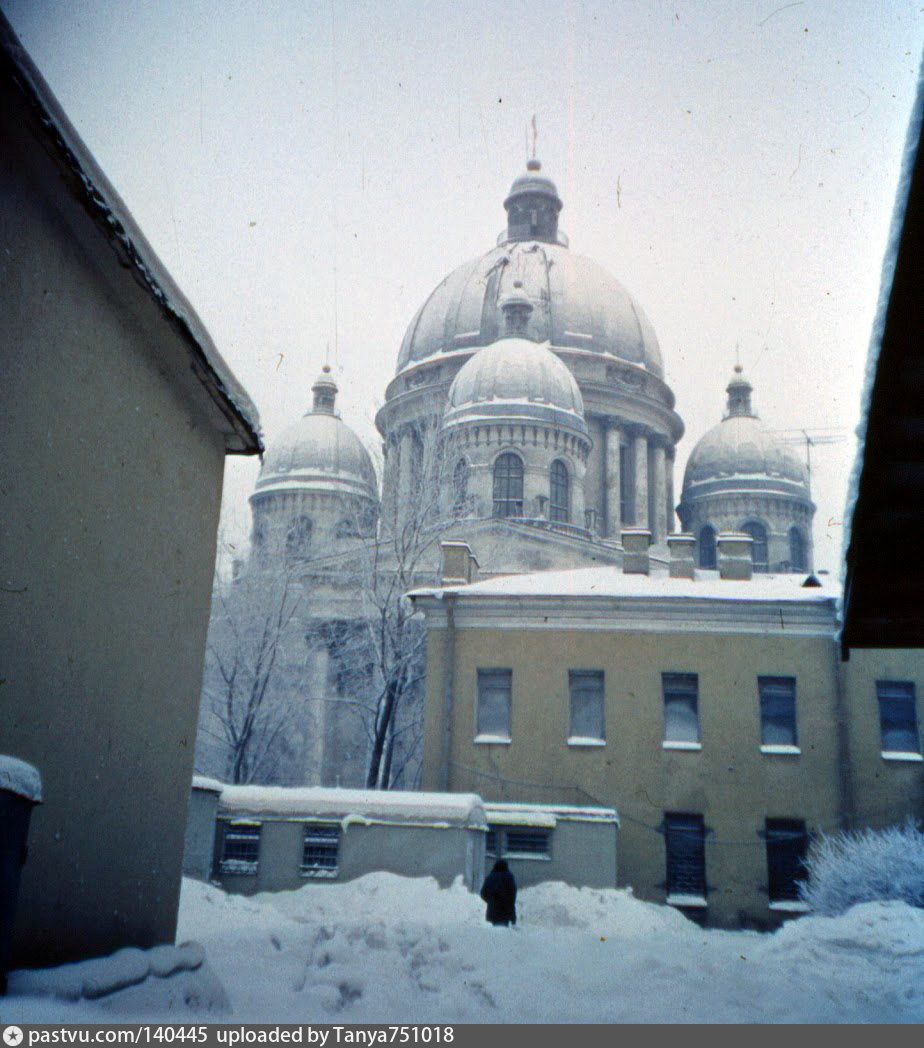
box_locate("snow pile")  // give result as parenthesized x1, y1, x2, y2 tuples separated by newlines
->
(0, 755, 42, 802)
(799, 822, 924, 914)
(6, 874, 924, 1024)
(6, 942, 228, 1016)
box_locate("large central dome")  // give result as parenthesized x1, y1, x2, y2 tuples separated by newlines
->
(394, 162, 663, 378)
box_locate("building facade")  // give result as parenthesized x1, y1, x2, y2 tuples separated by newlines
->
(413, 545, 924, 928)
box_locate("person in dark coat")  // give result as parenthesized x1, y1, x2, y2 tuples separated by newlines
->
(480, 858, 517, 926)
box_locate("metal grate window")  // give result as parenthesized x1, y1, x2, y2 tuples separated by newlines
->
(549, 460, 570, 523)
(664, 812, 706, 898)
(301, 824, 341, 875)
(765, 818, 808, 903)
(876, 680, 920, 754)
(220, 822, 261, 875)
(759, 676, 798, 748)
(503, 828, 550, 855)
(493, 453, 524, 518)
(663, 672, 700, 744)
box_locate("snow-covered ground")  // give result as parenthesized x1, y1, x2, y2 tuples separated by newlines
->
(5, 874, 924, 1024)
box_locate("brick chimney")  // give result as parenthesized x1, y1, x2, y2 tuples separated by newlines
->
(717, 533, 753, 581)
(622, 528, 651, 575)
(667, 534, 696, 579)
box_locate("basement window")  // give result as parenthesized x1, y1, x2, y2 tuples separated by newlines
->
(220, 821, 261, 876)
(301, 823, 341, 877)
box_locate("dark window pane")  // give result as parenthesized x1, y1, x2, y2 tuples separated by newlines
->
(759, 676, 798, 747)
(698, 526, 717, 569)
(665, 813, 706, 896)
(220, 823, 261, 875)
(876, 681, 920, 753)
(766, 818, 808, 902)
(789, 528, 807, 572)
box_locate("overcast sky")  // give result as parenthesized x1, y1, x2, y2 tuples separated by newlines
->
(4, 0, 922, 573)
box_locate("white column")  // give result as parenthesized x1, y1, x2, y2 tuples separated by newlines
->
(633, 431, 649, 529)
(665, 451, 676, 535)
(304, 643, 329, 785)
(604, 423, 621, 538)
(396, 429, 414, 525)
(652, 442, 667, 544)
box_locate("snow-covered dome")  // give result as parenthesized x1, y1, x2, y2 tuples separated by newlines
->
(682, 367, 809, 501)
(255, 368, 378, 502)
(443, 336, 588, 440)
(395, 161, 663, 378)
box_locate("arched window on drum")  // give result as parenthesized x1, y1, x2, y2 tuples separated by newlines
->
(493, 453, 524, 518)
(549, 460, 570, 524)
(789, 526, 807, 573)
(698, 525, 717, 569)
(741, 521, 769, 573)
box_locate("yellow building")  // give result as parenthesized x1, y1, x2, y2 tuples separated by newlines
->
(413, 540, 923, 928)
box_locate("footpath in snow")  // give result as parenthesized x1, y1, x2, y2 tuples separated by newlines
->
(4, 873, 924, 1024)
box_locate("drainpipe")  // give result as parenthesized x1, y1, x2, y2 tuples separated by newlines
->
(831, 641, 855, 829)
(440, 594, 458, 792)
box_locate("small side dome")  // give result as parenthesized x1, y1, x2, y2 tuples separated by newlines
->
(255, 369, 378, 502)
(443, 338, 588, 440)
(682, 367, 809, 499)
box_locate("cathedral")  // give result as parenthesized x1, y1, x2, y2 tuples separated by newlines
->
(198, 158, 818, 789)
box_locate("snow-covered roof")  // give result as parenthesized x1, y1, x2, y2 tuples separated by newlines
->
(0, 15, 261, 455)
(0, 755, 43, 803)
(216, 785, 488, 829)
(484, 802, 619, 826)
(411, 564, 839, 604)
(191, 775, 224, 795)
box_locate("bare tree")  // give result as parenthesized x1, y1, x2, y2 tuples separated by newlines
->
(196, 552, 313, 785)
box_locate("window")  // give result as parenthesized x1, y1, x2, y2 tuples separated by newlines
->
(488, 826, 550, 858)
(549, 460, 570, 523)
(451, 458, 470, 517)
(765, 818, 809, 907)
(302, 823, 341, 876)
(476, 668, 512, 741)
(741, 521, 769, 573)
(619, 444, 634, 525)
(220, 821, 261, 875)
(664, 812, 706, 904)
(789, 527, 807, 573)
(285, 515, 313, 560)
(662, 673, 700, 748)
(569, 670, 605, 744)
(698, 525, 717, 569)
(492, 453, 523, 518)
(876, 680, 921, 757)
(759, 676, 799, 751)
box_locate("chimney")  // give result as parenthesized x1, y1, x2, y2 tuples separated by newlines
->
(717, 533, 753, 581)
(622, 528, 651, 575)
(667, 534, 696, 579)
(440, 540, 479, 586)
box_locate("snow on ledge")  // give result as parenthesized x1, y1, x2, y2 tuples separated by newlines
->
(474, 734, 512, 745)
(760, 744, 802, 756)
(769, 900, 812, 913)
(567, 736, 606, 747)
(662, 740, 702, 752)
(881, 750, 924, 762)
(0, 755, 43, 802)
(666, 894, 708, 908)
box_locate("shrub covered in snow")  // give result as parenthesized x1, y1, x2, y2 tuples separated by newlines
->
(800, 821, 924, 916)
